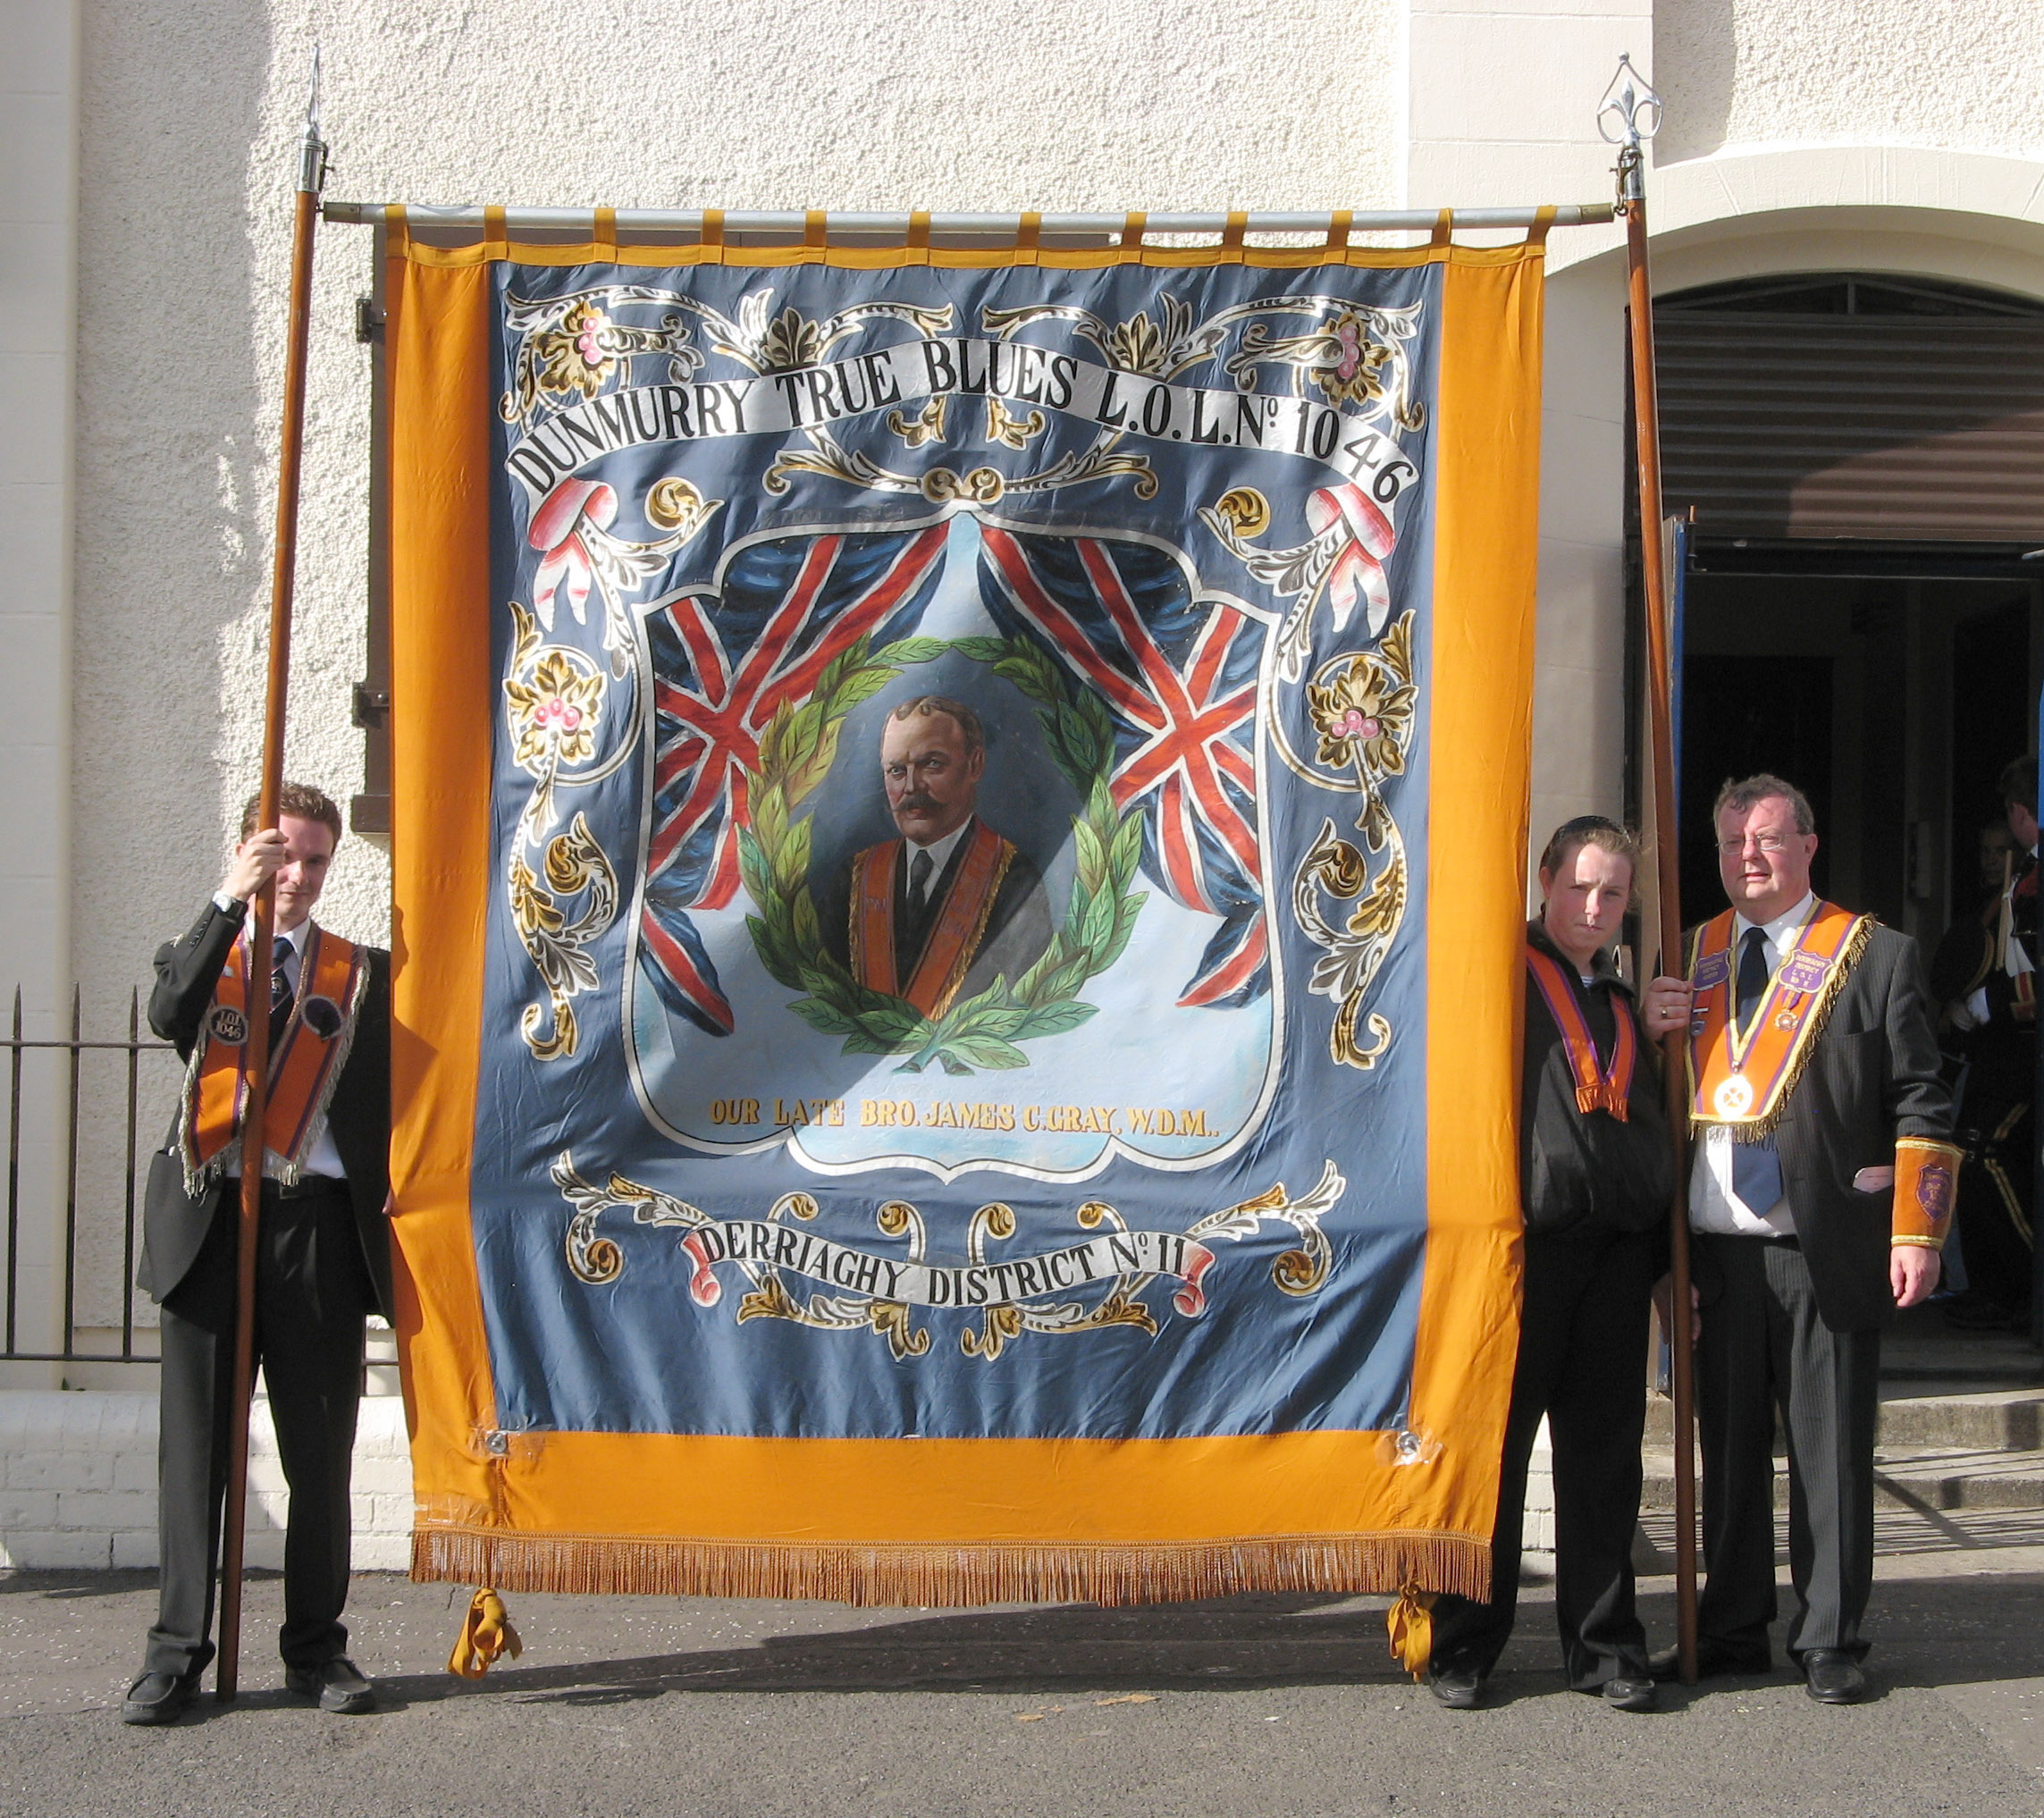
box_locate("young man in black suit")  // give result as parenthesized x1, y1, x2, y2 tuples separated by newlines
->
(1644, 774, 1957, 1705)
(122, 783, 391, 1724)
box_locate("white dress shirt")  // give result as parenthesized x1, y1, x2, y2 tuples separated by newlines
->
(1688, 891, 1815, 1238)
(211, 904, 348, 1183)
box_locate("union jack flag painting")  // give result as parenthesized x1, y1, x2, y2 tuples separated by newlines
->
(638, 526, 949, 1035)
(977, 526, 1268, 1011)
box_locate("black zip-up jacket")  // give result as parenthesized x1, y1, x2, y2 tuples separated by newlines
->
(1521, 921, 1674, 1241)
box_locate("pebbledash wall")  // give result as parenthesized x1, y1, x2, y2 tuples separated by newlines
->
(0, 0, 2040, 1565)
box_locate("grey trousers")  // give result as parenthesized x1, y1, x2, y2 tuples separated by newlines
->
(1693, 1233, 1881, 1661)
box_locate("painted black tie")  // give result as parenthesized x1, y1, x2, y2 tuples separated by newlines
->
(908, 850, 934, 918)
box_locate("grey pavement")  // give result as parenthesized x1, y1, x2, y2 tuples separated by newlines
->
(4, 1508, 2044, 1818)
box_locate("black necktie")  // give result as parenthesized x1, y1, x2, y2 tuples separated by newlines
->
(269, 936, 295, 1057)
(1731, 926, 1784, 1212)
(1736, 926, 1771, 1033)
(908, 850, 934, 918)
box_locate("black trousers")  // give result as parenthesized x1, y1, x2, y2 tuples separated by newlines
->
(1693, 1233, 1880, 1662)
(1430, 1227, 1655, 1688)
(146, 1180, 372, 1679)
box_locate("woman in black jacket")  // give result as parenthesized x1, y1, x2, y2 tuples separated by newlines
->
(1427, 815, 1673, 1712)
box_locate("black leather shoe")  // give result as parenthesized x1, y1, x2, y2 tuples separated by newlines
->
(1649, 1640, 1771, 1681)
(1801, 1649, 1868, 1705)
(121, 1669, 199, 1726)
(1602, 1675, 1659, 1712)
(283, 1655, 377, 1714)
(1427, 1665, 1485, 1709)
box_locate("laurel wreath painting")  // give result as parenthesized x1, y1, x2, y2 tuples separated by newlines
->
(738, 635, 1147, 1076)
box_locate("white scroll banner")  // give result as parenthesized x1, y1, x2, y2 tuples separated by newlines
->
(504, 334, 1420, 509)
(680, 1216, 1220, 1316)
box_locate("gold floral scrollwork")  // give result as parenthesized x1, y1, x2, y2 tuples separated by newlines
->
(1212, 487, 1270, 540)
(961, 1304, 1024, 1360)
(500, 290, 704, 429)
(1291, 612, 1417, 1071)
(887, 396, 948, 448)
(985, 396, 1045, 450)
(558, 1153, 709, 1284)
(511, 815, 618, 1062)
(921, 465, 1006, 504)
(501, 602, 620, 1060)
(645, 476, 718, 539)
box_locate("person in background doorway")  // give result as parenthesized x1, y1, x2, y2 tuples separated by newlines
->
(1930, 756, 2038, 1334)
(1426, 816, 1671, 1713)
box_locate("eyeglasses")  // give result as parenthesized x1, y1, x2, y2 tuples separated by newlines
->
(1717, 834, 1796, 854)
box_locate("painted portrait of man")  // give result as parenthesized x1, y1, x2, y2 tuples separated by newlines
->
(820, 695, 1054, 1018)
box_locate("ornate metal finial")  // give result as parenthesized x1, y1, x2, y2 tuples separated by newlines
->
(1597, 53, 1661, 209)
(297, 44, 328, 195)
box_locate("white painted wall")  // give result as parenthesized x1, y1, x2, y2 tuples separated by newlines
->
(0, 0, 79, 1375)
(1654, 0, 2044, 167)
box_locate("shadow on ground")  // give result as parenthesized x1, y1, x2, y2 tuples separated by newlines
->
(11, 1569, 2036, 1712)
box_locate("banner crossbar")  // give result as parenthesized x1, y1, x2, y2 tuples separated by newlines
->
(324, 203, 1614, 236)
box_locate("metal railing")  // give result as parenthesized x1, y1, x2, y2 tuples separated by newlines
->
(4, 987, 177, 1364)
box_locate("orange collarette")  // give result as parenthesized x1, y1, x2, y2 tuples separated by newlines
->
(1684, 900, 1870, 1138)
(178, 924, 366, 1191)
(848, 822, 1015, 1018)
(1524, 943, 1635, 1120)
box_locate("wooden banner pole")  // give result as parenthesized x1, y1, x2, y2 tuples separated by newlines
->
(1616, 137, 1699, 1683)
(216, 50, 326, 1704)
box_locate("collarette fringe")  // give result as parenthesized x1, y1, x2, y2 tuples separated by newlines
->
(1686, 913, 1873, 1143)
(410, 1527, 1492, 1609)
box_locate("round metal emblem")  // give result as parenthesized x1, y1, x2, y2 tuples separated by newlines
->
(1712, 1074, 1754, 1117)
(299, 995, 342, 1039)
(206, 1004, 247, 1046)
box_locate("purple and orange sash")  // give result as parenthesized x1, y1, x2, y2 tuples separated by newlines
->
(178, 924, 366, 1192)
(1525, 944, 1636, 1120)
(1684, 900, 1869, 1137)
(849, 821, 1014, 1019)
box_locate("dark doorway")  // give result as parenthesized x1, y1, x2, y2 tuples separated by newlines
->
(1675, 570, 2040, 942)
(1680, 652, 1835, 915)
(1950, 600, 2038, 913)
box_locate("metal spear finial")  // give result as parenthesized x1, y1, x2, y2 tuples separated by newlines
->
(298, 44, 327, 195)
(1597, 53, 1661, 209)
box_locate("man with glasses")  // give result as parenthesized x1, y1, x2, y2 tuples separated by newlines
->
(1643, 774, 1956, 1704)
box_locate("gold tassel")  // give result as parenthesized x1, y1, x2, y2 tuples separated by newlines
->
(447, 1587, 523, 1679)
(1386, 1583, 1436, 1681)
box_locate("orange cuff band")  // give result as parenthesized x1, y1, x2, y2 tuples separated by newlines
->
(1892, 1138, 1960, 1249)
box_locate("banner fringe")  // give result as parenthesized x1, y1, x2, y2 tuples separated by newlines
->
(410, 1527, 1492, 1609)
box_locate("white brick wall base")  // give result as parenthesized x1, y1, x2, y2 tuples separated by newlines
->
(0, 1389, 413, 1572)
